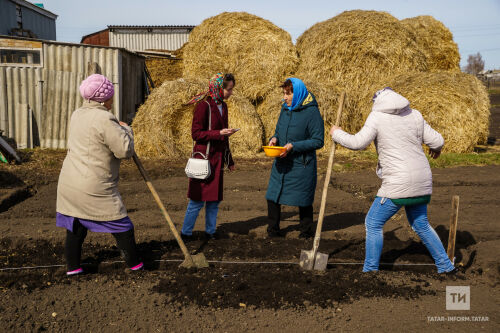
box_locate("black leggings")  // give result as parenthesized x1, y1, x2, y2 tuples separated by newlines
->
(65, 219, 141, 271)
(267, 200, 313, 234)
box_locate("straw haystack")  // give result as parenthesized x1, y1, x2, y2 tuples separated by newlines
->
(255, 88, 282, 142)
(183, 12, 299, 101)
(145, 45, 186, 87)
(401, 16, 460, 71)
(133, 78, 264, 159)
(296, 10, 427, 93)
(146, 58, 183, 87)
(354, 72, 490, 153)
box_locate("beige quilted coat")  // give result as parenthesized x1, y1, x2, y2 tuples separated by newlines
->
(56, 100, 134, 221)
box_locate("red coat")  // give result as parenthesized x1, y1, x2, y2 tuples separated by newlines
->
(187, 97, 234, 202)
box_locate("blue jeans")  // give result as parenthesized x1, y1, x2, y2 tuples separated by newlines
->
(364, 197, 455, 273)
(181, 200, 220, 236)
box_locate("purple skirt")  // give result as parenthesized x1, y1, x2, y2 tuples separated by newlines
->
(56, 212, 134, 233)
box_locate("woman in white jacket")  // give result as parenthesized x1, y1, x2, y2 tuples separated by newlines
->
(330, 87, 456, 274)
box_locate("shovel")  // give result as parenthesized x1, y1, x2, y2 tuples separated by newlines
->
(132, 153, 209, 269)
(300, 92, 345, 271)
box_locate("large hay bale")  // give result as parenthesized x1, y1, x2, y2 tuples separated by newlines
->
(296, 10, 428, 93)
(255, 87, 282, 142)
(183, 12, 299, 101)
(401, 16, 460, 71)
(145, 44, 186, 87)
(133, 78, 264, 159)
(146, 58, 183, 87)
(355, 72, 490, 153)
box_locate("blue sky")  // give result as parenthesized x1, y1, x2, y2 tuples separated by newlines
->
(39, 0, 500, 69)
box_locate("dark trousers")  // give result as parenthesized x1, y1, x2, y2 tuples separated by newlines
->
(65, 219, 141, 271)
(267, 200, 314, 234)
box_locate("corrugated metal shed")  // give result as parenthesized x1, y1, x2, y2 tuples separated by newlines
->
(0, 36, 146, 149)
(0, 0, 57, 40)
(81, 26, 194, 52)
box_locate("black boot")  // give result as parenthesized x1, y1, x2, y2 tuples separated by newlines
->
(267, 200, 283, 237)
(181, 233, 195, 243)
(65, 219, 88, 272)
(112, 229, 141, 268)
(298, 205, 314, 238)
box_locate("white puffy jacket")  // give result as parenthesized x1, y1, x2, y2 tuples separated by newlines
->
(332, 89, 444, 199)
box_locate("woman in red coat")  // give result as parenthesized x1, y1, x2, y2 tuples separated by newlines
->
(181, 73, 237, 240)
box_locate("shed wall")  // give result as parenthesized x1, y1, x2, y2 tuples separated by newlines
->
(0, 39, 145, 149)
(109, 30, 189, 51)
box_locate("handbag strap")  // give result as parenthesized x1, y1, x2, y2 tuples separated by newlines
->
(191, 101, 211, 160)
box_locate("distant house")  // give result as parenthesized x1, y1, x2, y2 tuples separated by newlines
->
(0, 0, 57, 40)
(81, 25, 194, 53)
(484, 70, 500, 80)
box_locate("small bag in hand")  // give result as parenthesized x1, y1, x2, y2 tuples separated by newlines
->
(185, 101, 212, 180)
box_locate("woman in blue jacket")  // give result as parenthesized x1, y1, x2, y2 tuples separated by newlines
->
(266, 78, 324, 237)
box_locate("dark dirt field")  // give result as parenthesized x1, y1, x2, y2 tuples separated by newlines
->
(489, 93, 500, 145)
(0, 152, 499, 332)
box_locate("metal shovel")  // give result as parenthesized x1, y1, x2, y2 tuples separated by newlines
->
(300, 92, 345, 271)
(132, 153, 209, 269)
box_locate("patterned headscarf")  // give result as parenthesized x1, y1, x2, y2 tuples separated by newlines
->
(186, 73, 225, 105)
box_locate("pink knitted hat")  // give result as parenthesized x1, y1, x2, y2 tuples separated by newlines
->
(79, 74, 114, 102)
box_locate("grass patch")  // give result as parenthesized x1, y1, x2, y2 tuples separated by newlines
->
(325, 151, 500, 172)
(428, 152, 500, 168)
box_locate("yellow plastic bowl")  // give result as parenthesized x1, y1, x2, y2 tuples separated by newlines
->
(262, 146, 286, 157)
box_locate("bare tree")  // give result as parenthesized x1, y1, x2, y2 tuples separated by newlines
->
(463, 52, 485, 75)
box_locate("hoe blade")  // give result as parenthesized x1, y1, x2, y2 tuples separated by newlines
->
(180, 253, 209, 269)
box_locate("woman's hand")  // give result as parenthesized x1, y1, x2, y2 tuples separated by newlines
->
(119, 121, 128, 127)
(280, 143, 293, 158)
(330, 125, 342, 137)
(229, 165, 236, 171)
(429, 149, 441, 159)
(220, 128, 237, 136)
(268, 137, 277, 146)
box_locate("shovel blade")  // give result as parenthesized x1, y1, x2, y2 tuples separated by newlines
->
(179, 253, 209, 269)
(313, 252, 329, 271)
(300, 250, 315, 270)
(299, 250, 329, 271)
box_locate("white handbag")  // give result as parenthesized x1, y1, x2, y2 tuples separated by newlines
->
(185, 101, 212, 180)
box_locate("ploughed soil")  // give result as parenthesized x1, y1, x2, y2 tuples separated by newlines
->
(488, 93, 500, 145)
(0, 153, 498, 332)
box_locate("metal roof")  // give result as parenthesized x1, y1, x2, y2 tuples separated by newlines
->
(9, 0, 58, 20)
(108, 25, 195, 30)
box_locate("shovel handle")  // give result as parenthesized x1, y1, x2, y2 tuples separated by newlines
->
(446, 195, 459, 262)
(312, 92, 345, 253)
(132, 153, 194, 266)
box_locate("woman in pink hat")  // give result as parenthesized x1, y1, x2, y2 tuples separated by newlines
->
(56, 74, 143, 276)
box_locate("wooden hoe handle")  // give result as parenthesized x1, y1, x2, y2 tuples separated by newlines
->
(132, 153, 194, 265)
(313, 92, 346, 253)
